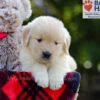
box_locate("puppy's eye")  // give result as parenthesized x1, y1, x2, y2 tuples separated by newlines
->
(37, 38, 42, 43)
(55, 41, 58, 45)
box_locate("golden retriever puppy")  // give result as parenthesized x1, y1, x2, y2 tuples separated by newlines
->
(20, 16, 77, 90)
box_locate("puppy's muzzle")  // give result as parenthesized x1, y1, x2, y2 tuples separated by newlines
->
(42, 51, 51, 60)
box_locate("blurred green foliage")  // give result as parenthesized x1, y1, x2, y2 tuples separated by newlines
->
(27, 0, 100, 70)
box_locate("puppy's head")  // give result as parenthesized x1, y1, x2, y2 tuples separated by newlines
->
(22, 16, 71, 64)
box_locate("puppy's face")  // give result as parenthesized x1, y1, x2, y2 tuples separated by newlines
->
(23, 17, 71, 64)
(29, 32, 65, 64)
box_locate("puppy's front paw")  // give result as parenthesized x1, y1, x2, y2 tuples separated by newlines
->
(49, 76, 64, 90)
(35, 74, 48, 88)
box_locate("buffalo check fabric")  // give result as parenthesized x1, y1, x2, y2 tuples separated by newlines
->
(0, 71, 80, 100)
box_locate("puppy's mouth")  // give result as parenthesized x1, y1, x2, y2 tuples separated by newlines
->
(40, 52, 52, 64)
(37, 59, 50, 65)
(36, 51, 52, 65)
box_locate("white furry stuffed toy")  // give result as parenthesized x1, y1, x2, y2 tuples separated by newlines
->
(0, 0, 32, 71)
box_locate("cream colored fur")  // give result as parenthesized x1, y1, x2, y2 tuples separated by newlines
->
(20, 16, 77, 90)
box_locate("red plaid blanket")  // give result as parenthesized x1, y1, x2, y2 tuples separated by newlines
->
(0, 71, 80, 100)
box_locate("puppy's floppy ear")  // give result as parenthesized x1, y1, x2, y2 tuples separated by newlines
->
(22, 23, 31, 46)
(21, 0, 32, 20)
(63, 28, 71, 54)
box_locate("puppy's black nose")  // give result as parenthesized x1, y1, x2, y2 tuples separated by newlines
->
(42, 51, 51, 59)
